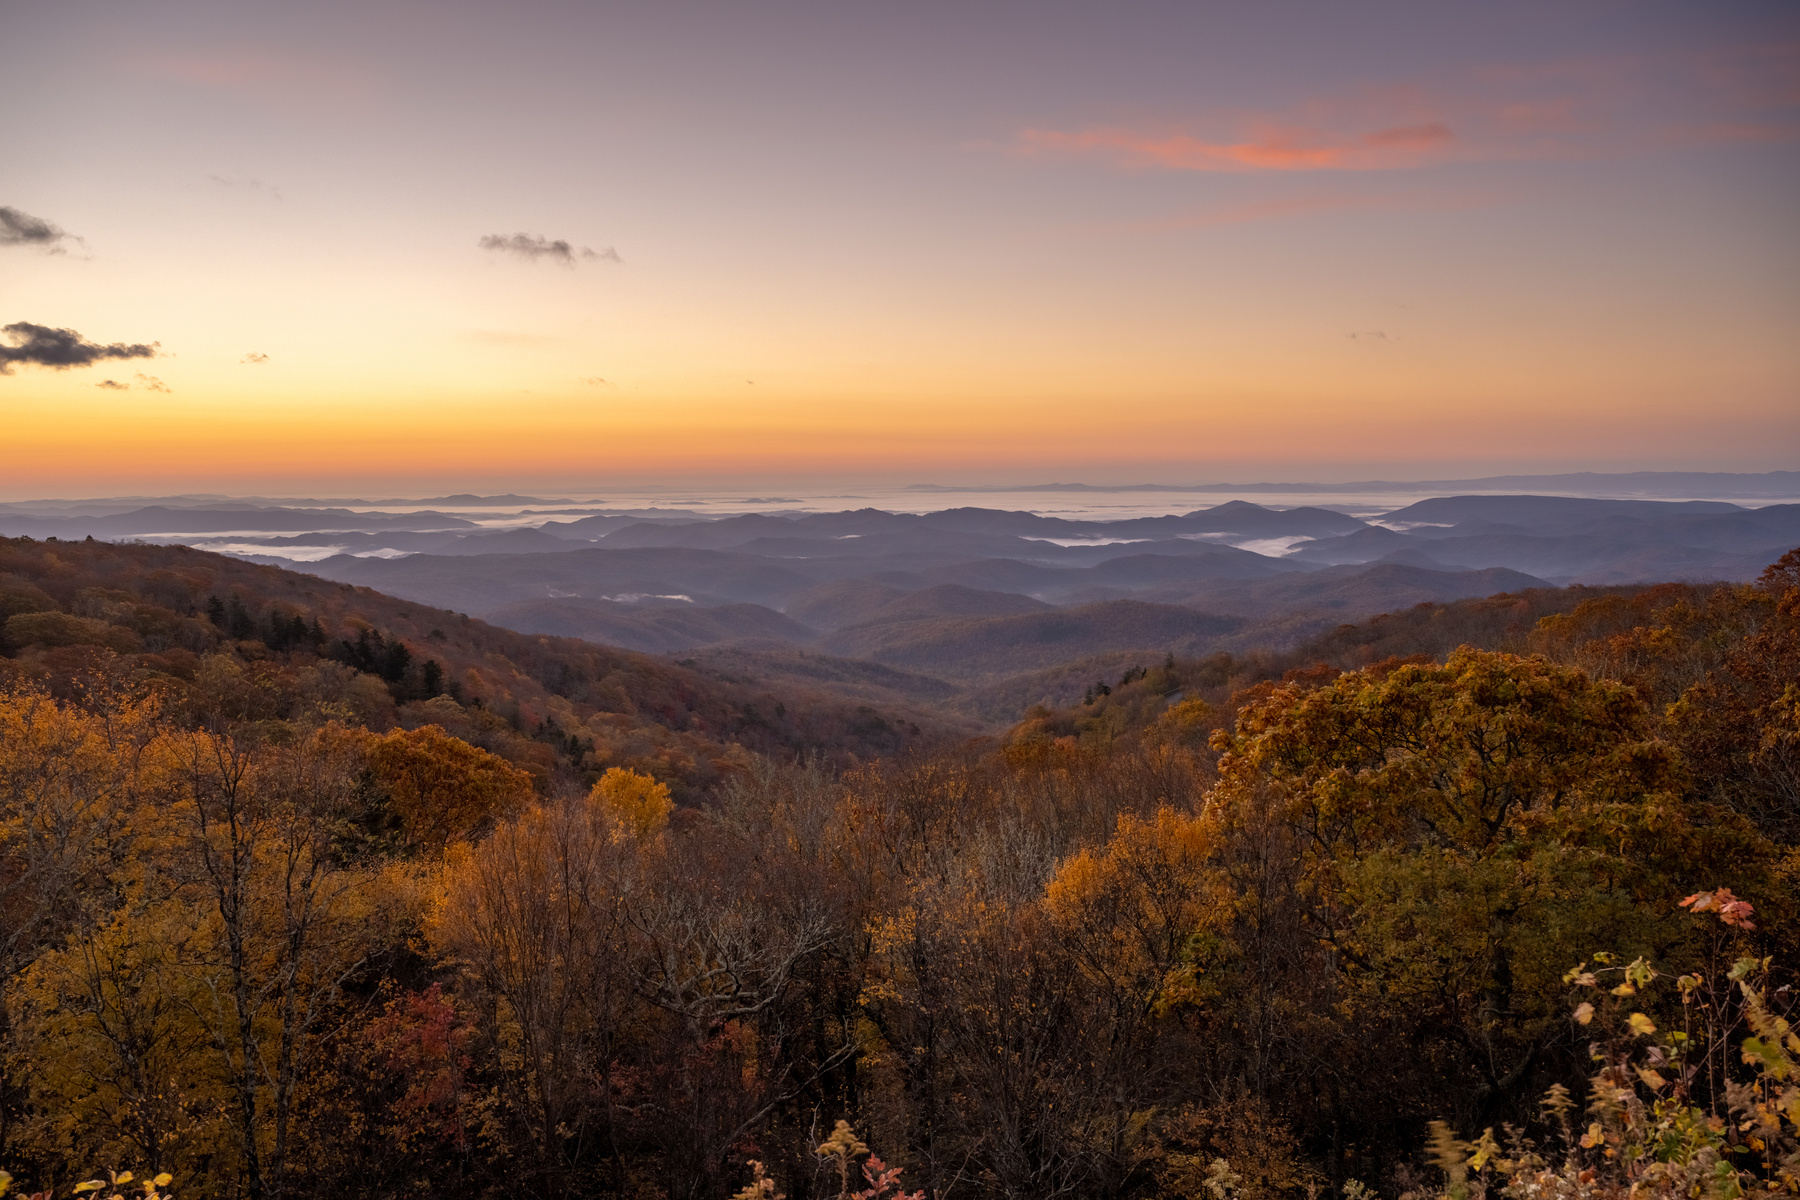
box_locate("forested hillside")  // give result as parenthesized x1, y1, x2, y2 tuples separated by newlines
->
(1, 541, 1797, 1199)
(0, 536, 940, 800)
(680, 580, 1652, 727)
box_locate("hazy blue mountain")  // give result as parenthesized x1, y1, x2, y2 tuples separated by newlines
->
(1379, 495, 1745, 529)
(483, 597, 817, 653)
(1146, 563, 1551, 617)
(0, 505, 479, 537)
(817, 599, 1246, 681)
(35, 493, 1788, 700)
(308, 546, 823, 612)
(782, 579, 912, 631)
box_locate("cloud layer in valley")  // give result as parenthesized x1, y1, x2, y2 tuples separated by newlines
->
(478, 233, 621, 266)
(0, 322, 159, 374)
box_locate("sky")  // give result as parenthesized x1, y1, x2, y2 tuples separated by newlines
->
(2, 0, 1797, 496)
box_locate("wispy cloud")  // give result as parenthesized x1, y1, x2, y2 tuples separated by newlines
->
(1019, 120, 1457, 173)
(209, 174, 283, 200)
(479, 233, 622, 267)
(1692, 41, 1800, 113)
(241, 352, 270, 364)
(1012, 43, 1799, 176)
(1, 206, 83, 254)
(142, 51, 371, 111)
(0, 322, 159, 374)
(92, 373, 172, 392)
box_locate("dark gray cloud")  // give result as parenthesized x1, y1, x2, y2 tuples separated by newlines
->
(479, 232, 621, 266)
(95, 379, 128, 390)
(0, 322, 159, 374)
(0, 206, 80, 253)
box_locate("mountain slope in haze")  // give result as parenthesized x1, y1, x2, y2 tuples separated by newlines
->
(781, 579, 912, 631)
(1287, 526, 1417, 564)
(316, 547, 1558, 675)
(857, 583, 1054, 623)
(1147, 562, 1552, 617)
(28, 495, 1784, 739)
(912, 543, 1296, 600)
(310, 545, 823, 612)
(1386, 534, 1790, 585)
(0, 537, 947, 796)
(481, 584, 1059, 656)
(720, 579, 1668, 726)
(303, 527, 1308, 616)
(585, 501, 1368, 550)
(485, 597, 818, 653)
(0, 505, 481, 537)
(19, 496, 1789, 599)
(819, 599, 1245, 681)
(1378, 495, 1747, 528)
(673, 645, 962, 709)
(1347, 498, 1800, 582)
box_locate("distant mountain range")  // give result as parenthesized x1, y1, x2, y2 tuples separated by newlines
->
(3, 490, 1794, 703)
(905, 470, 1800, 498)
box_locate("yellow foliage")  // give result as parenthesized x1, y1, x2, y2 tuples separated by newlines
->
(1207, 647, 1768, 1070)
(4, 703, 415, 1195)
(362, 723, 535, 850)
(1149, 696, 1216, 746)
(589, 766, 673, 840)
(1044, 805, 1224, 1009)
(0, 682, 166, 967)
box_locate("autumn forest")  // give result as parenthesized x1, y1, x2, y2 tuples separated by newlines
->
(0, 533, 1794, 1200)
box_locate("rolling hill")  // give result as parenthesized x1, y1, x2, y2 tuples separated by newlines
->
(0, 537, 950, 798)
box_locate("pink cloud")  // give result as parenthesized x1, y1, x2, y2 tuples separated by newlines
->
(138, 51, 371, 107)
(1695, 41, 1800, 111)
(1014, 42, 1799, 176)
(1657, 121, 1797, 148)
(1019, 119, 1457, 173)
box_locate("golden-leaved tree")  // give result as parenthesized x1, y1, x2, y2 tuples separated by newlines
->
(425, 774, 649, 1195)
(1205, 648, 1768, 1140)
(18, 723, 417, 1200)
(359, 723, 535, 852)
(0, 683, 163, 1167)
